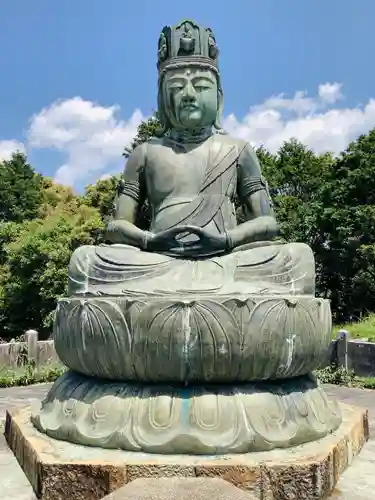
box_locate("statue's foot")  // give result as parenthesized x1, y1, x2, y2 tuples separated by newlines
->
(32, 371, 342, 454)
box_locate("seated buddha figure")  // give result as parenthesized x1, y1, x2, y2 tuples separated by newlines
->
(68, 19, 315, 297)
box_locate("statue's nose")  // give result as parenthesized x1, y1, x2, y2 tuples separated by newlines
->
(182, 95, 196, 105)
(182, 83, 196, 102)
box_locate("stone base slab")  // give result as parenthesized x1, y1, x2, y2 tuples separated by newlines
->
(5, 403, 369, 500)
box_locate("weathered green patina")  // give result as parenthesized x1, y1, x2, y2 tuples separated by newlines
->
(32, 19, 342, 454)
(66, 20, 314, 297)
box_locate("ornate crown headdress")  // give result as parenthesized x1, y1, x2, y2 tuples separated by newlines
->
(157, 19, 220, 76)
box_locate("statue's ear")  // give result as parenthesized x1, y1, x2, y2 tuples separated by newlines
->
(214, 88, 224, 130)
(156, 78, 169, 137)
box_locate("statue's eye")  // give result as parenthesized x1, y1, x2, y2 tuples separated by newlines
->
(195, 85, 210, 92)
(169, 83, 184, 91)
(194, 81, 212, 91)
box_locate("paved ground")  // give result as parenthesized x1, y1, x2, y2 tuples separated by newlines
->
(0, 384, 49, 500)
(0, 384, 374, 500)
(324, 386, 375, 499)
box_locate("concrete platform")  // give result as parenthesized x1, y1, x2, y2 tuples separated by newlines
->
(5, 403, 368, 500)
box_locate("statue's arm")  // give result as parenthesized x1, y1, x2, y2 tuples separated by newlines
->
(227, 143, 279, 248)
(105, 144, 151, 249)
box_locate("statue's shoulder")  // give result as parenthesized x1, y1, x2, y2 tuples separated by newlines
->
(131, 137, 165, 156)
(129, 137, 166, 167)
(146, 137, 165, 148)
(142, 137, 170, 164)
(213, 131, 248, 151)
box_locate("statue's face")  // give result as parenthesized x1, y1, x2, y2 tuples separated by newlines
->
(164, 67, 218, 130)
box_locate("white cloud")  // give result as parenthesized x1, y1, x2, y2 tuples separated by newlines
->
(223, 84, 375, 154)
(99, 173, 112, 181)
(3, 82, 375, 186)
(28, 97, 144, 185)
(318, 82, 343, 104)
(0, 140, 25, 162)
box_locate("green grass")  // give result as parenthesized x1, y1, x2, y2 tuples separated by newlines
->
(315, 364, 375, 389)
(332, 313, 375, 341)
(0, 362, 66, 388)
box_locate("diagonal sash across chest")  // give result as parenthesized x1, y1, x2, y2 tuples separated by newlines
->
(155, 137, 245, 231)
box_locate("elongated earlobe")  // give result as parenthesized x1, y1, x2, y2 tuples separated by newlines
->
(156, 78, 170, 137)
(214, 89, 224, 130)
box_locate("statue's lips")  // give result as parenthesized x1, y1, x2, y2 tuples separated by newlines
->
(181, 105, 198, 111)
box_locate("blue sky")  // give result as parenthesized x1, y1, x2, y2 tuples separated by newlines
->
(1, 0, 375, 190)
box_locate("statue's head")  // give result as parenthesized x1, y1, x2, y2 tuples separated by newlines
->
(156, 19, 223, 135)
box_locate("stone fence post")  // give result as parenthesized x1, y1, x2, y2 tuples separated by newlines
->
(25, 329, 38, 365)
(336, 329, 349, 372)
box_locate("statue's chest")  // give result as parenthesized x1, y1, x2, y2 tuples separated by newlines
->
(146, 144, 209, 199)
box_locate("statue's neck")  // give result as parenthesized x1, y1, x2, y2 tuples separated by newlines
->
(168, 126, 213, 144)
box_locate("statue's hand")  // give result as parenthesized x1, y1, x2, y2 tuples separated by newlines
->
(149, 226, 228, 257)
(177, 226, 228, 256)
(147, 226, 196, 252)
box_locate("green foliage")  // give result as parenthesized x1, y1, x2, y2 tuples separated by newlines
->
(0, 152, 44, 223)
(0, 221, 23, 265)
(123, 114, 161, 158)
(257, 140, 337, 302)
(333, 313, 375, 342)
(0, 203, 103, 338)
(315, 364, 356, 386)
(0, 361, 66, 388)
(317, 131, 375, 319)
(353, 377, 375, 389)
(38, 177, 77, 216)
(315, 364, 375, 389)
(83, 175, 120, 224)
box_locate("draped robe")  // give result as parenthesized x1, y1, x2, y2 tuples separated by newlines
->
(68, 134, 315, 297)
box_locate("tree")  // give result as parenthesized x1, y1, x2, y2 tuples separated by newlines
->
(38, 177, 77, 217)
(0, 152, 43, 223)
(123, 114, 161, 158)
(83, 175, 120, 223)
(256, 140, 342, 304)
(0, 202, 104, 338)
(260, 139, 332, 245)
(317, 129, 375, 320)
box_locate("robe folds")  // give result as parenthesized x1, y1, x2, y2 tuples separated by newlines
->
(68, 135, 315, 297)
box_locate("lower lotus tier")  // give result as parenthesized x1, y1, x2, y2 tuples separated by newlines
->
(54, 294, 332, 382)
(31, 371, 342, 455)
